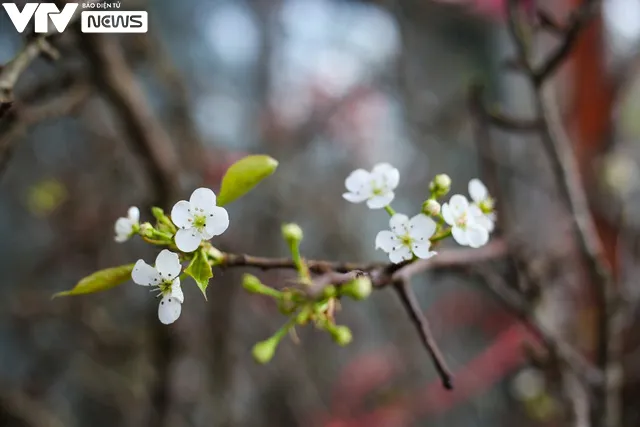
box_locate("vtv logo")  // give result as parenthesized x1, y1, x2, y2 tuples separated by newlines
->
(3, 3, 79, 33)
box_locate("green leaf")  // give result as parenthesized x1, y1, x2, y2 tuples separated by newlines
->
(53, 264, 135, 298)
(217, 155, 278, 206)
(185, 249, 213, 299)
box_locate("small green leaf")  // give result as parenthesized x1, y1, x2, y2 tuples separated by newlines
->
(185, 249, 213, 299)
(217, 155, 278, 206)
(53, 264, 135, 298)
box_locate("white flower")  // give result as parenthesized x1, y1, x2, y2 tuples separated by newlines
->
(170, 188, 229, 253)
(442, 195, 489, 248)
(132, 250, 184, 325)
(114, 206, 140, 242)
(468, 178, 496, 233)
(375, 213, 438, 263)
(343, 163, 400, 209)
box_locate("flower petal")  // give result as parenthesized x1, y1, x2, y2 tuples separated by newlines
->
(451, 226, 469, 246)
(158, 295, 182, 325)
(366, 191, 394, 209)
(468, 179, 488, 203)
(114, 218, 133, 241)
(412, 241, 437, 260)
(372, 163, 400, 190)
(409, 214, 437, 240)
(170, 200, 193, 229)
(342, 191, 369, 203)
(345, 169, 370, 192)
(170, 277, 184, 303)
(190, 188, 217, 214)
(174, 228, 202, 253)
(127, 206, 140, 222)
(203, 206, 229, 238)
(375, 230, 398, 252)
(155, 250, 181, 281)
(448, 194, 469, 217)
(475, 214, 495, 233)
(132, 259, 161, 286)
(441, 203, 455, 226)
(389, 245, 412, 264)
(466, 224, 489, 248)
(389, 213, 409, 234)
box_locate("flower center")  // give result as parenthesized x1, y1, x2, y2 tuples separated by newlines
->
(479, 198, 494, 214)
(400, 235, 413, 247)
(158, 280, 173, 296)
(455, 213, 468, 228)
(193, 214, 206, 229)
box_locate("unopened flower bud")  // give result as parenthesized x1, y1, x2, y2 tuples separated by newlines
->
(252, 337, 279, 364)
(242, 274, 282, 299)
(151, 207, 165, 221)
(429, 174, 452, 197)
(282, 223, 303, 244)
(242, 274, 263, 293)
(139, 222, 154, 237)
(340, 276, 372, 300)
(422, 199, 441, 216)
(330, 325, 353, 346)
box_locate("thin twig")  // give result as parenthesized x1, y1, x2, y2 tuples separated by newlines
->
(533, 0, 601, 86)
(393, 278, 453, 389)
(221, 239, 509, 289)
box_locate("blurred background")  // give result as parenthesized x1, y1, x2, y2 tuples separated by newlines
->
(1, 0, 640, 426)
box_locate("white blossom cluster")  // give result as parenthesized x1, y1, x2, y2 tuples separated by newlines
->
(343, 164, 496, 263)
(113, 188, 229, 324)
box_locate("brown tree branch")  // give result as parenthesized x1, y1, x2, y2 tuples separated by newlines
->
(0, 37, 59, 118)
(393, 278, 454, 389)
(220, 239, 509, 289)
(533, 1, 602, 86)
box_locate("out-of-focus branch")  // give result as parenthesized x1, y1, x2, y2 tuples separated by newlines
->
(0, 37, 59, 118)
(77, 33, 181, 206)
(0, 0, 93, 118)
(532, 2, 602, 86)
(0, 82, 91, 176)
(0, 387, 66, 427)
(501, 1, 617, 426)
(475, 265, 604, 388)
